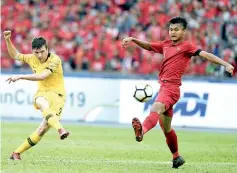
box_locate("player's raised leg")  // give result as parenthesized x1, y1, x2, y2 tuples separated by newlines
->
(10, 119, 50, 160)
(132, 102, 165, 142)
(159, 114, 185, 168)
(35, 96, 69, 140)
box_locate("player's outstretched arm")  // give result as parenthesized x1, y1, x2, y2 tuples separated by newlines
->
(6, 69, 52, 84)
(122, 37, 152, 51)
(19, 69, 52, 81)
(3, 30, 20, 60)
(199, 51, 234, 75)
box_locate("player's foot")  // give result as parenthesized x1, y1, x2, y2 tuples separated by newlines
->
(58, 128, 70, 140)
(132, 117, 143, 142)
(172, 156, 185, 169)
(10, 152, 21, 160)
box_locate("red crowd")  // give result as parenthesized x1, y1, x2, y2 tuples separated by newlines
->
(1, 0, 237, 77)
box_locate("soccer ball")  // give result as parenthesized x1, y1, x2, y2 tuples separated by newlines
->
(133, 84, 153, 102)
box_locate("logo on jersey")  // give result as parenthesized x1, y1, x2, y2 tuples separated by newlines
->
(144, 92, 209, 117)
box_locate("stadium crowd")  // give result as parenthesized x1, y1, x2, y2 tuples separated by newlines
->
(1, 0, 237, 77)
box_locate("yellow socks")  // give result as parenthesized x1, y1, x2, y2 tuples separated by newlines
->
(14, 108, 64, 154)
(15, 132, 41, 153)
(43, 108, 63, 130)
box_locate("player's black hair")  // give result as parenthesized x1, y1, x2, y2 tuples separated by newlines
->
(32, 37, 48, 49)
(169, 17, 187, 29)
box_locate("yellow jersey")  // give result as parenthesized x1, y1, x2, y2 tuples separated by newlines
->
(18, 53, 66, 97)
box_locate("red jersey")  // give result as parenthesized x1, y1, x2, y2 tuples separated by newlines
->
(150, 40, 200, 85)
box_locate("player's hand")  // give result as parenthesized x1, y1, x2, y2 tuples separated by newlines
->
(6, 76, 21, 84)
(225, 63, 234, 75)
(3, 30, 11, 40)
(122, 37, 133, 48)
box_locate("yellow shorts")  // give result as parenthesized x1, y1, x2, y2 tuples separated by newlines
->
(34, 91, 66, 118)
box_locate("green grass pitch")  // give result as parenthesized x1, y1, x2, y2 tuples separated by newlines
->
(1, 122, 237, 173)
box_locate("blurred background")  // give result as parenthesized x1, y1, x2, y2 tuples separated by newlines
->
(1, 0, 237, 77)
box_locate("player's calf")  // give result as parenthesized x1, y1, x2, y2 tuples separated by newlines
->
(132, 118, 143, 142)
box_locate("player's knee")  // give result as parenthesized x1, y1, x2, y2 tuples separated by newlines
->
(163, 122, 172, 134)
(37, 125, 49, 137)
(150, 102, 165, 115)
(159, 120, 164, 130)
(35, 97, 50, 111)
(163, 126, 171, 134)
(163, 116, 172, 134)
(38, 129, 47, 137)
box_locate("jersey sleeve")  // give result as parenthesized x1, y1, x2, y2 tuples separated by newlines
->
(150, 41, 164, 54)
(46, 56, 61, 73)
(18, 53, 34, 65)
(187, 43, 202, 56)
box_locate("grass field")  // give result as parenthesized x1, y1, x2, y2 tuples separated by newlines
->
(1, 122, 237, 173)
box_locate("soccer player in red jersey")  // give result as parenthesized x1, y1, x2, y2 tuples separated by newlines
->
(122, 17, 234, 168)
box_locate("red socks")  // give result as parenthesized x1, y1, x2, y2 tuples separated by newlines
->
(142, 112, 179, 159)
(165, 129, 179, 159)
(142, 112, 159, 134)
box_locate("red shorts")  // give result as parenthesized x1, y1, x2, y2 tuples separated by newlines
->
(155, 83, 180, 117)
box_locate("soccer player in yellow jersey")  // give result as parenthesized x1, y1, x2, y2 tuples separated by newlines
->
(3, 30, 70, 160)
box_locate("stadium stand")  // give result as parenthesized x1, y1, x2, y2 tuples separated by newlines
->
(1, 0, 237, 77)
